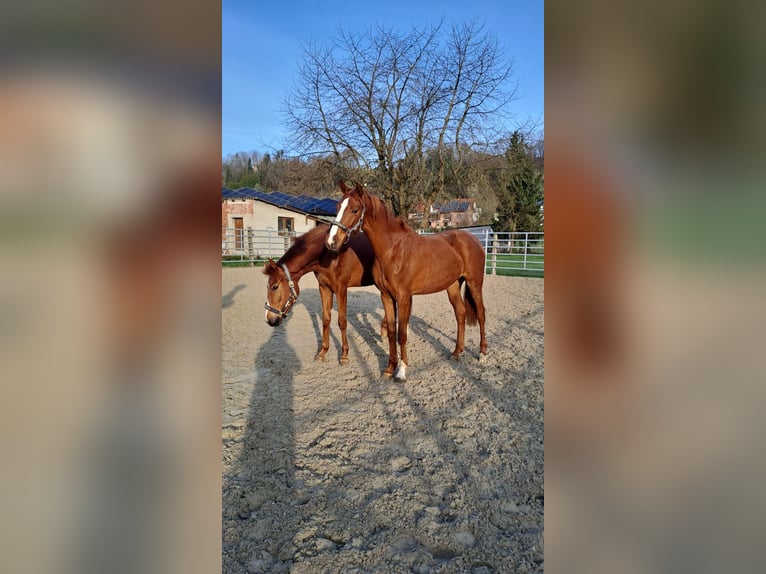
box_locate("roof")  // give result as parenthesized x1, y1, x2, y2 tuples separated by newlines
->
(432, 198, 476, 214)
(222, 187, 337, 217)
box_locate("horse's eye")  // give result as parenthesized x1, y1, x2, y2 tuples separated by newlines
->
(352, 208, 359, 214)
(271, 284, 278, 291)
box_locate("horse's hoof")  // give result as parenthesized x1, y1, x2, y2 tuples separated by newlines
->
(339, 357, 349, 365)
(382, 371, 394, 378)
(478, 353, 488, 364)
(314, 354, 327, 362)
(450, 352, 462, 361)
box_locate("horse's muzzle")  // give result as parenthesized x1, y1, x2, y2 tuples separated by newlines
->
(325, 227, 343, 251)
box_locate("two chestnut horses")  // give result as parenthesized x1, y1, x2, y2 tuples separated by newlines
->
(327, 181, 487, 380)
(263, 224, 378, 363)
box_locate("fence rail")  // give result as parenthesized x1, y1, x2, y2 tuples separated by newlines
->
(222, 228, 300, 264)
(222, 227, 543, 275)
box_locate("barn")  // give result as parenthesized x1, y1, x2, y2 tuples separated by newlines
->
(222, 187, 337, 232)
(222, 187, 338, 257)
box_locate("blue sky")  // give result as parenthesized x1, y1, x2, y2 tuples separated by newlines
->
(223, 0, 543, 157)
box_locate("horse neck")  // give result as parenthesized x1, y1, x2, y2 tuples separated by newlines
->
(361, 193, 407, 257)
(278, 234, 325, 280)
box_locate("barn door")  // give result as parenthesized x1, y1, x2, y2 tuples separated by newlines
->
(233, 217, 244, 250)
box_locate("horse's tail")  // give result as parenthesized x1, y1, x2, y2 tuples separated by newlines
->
(461, 278, 479, 327)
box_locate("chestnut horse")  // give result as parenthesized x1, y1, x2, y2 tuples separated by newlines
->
(263, 223, 379, 363)
(326, 181, 487, 380)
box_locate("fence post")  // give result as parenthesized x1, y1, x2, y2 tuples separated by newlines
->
(247, 228, 254, 265)
(490, 234, 498, 275)
(523, 232, 529, 270)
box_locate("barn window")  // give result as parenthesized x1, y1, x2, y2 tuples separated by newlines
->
(278, 216, 294, 236)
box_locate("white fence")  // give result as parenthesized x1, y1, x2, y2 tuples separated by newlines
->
(223, 227, 543, 275)
(419, 229, 544, 275)
(484, 231, 544, 275)
(222, 228, 300, 264)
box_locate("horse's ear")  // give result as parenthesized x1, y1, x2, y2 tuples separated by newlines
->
(339, 180, 350, 194)
(354, 182, 365, 196)
(262, 258, 277, 275)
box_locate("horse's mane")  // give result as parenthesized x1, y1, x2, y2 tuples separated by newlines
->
(276, 223, 329, 266)
(365, 189, 416, 235)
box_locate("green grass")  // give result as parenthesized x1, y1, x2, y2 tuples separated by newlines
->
(489, 268, 544, 278)
(222, 256, 265, 268)
(485, 252, 544, 277)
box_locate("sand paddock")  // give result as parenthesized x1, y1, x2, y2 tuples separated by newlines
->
(222, 267, 543, 573)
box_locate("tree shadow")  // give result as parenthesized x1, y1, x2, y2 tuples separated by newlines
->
(222, 284, 246, 308)
(343, 292, 390, 373)
(293, 287, 340, 360)
(340, 290, 469, 373)
(298, 287, 387, 366)
(222, 326, 301, 571)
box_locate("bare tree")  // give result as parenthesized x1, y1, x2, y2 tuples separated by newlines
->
(284, 20, 516, 219)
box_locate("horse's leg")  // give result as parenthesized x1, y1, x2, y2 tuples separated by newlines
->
(380, 291, 398, 377)
(446, 281, 467, 359)
(337, 285, 350, 364)
(315, 285, 333, 361)
(466, 277, 488, 355)
(394, 295, 413, 381)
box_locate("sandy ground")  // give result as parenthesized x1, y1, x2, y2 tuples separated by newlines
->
(222, 267, 544, 573)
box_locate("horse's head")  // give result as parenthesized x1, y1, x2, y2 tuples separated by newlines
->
(263, 259, 300, 326)
(327, 181, 366, 252)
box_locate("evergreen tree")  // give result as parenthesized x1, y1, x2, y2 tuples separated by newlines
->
(494, 132, 543, 232)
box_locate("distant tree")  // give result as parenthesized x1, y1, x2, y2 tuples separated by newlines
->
(236, 173, 261, 188)
(494, 131, 543, 232)
(222, 152, 255, 187)
(284, 20, 516, 218)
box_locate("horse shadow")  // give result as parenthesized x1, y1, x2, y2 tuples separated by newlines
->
(222, 326, 301, 571)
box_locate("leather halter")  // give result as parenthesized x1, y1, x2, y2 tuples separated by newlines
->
(263, 264, 298, 318)
(330, 205, 365, 244)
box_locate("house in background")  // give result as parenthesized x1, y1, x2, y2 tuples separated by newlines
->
(222, 187, 337, 253)
(418, 198, 481, 229)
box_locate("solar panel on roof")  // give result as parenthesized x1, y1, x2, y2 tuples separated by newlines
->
(258, 191, 282, 206)
(223, 188, 342, 216)
(304, 199, 322, 211)
(316, 199, 337, 215)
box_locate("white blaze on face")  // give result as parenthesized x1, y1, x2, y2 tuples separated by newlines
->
(327, 198, 349, 246)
